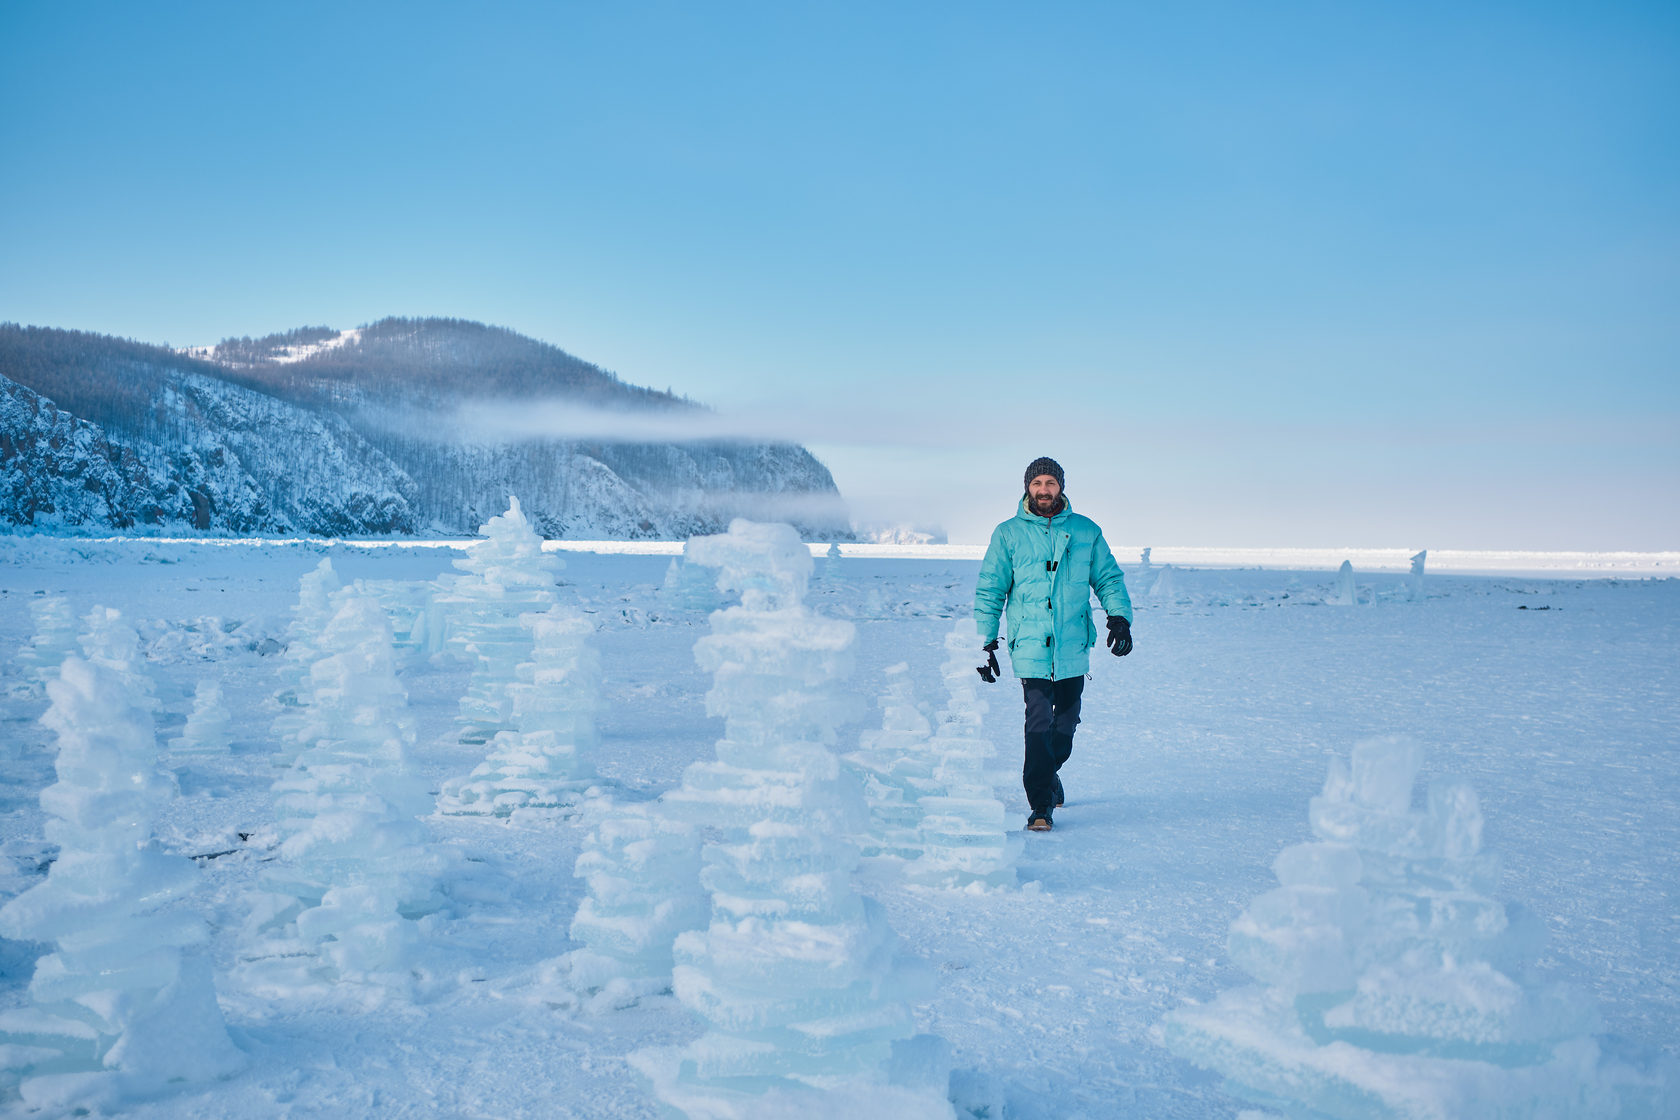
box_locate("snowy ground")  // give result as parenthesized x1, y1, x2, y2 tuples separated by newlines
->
(1, 539, 1676, 1118)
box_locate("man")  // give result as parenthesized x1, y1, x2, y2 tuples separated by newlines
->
(973, 457, 1132, 832)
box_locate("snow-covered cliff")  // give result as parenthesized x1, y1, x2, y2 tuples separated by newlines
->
(0, 370, 418, 535)
(0, 320, 848, 538)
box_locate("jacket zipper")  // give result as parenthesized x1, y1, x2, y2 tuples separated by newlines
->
(1046, 513, 1056, 680)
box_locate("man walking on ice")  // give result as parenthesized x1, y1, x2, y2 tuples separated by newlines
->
(974, 457, 1132, 832)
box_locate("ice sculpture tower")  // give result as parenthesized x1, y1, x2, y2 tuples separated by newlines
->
(906, 620, 1020, 888)
(844, 663, 937, 865)
(659, 538, 725, 613)
(634, 520, 954, 1119)
(1161, 736, 1674, 1118)
(438, 603, 600, 815)
(0, 609, 243, 1112)
(170, 677, 234, 757)
(549, 794, 707, 1012)
(252, 585, 448, 991)
(438, 496, 561, 743)
(271, 558, 342, 765)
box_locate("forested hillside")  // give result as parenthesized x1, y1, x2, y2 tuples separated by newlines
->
(0, 320, 848, 538)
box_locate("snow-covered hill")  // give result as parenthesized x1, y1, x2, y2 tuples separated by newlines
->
(0, 369, 418, 535)
(0, 320, 849, 539)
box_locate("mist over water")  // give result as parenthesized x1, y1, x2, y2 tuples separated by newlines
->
(441, 398, 967, 450)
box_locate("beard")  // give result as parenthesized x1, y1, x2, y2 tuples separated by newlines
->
(1031, 493, 1061, 515)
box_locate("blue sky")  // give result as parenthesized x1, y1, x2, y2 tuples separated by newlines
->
(2, 1, 1676, 547)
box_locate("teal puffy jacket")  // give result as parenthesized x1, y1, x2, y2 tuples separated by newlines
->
(974, 496, 1132, 681)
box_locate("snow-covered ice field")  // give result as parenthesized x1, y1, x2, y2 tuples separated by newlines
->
(1, 537, 1676, 1118)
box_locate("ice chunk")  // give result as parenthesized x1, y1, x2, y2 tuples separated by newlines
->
(1331, 559, 1357, 606)
(1162, 737, 1675, 1117)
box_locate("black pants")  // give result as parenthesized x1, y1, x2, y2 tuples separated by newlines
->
(1021, 676, 1083, 813)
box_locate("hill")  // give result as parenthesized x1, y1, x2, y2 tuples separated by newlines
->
(0, 319, 848, 538)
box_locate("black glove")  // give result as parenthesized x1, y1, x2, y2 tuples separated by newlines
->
(976, 639, 1001, 683)
(1105, 615, 1132, 657)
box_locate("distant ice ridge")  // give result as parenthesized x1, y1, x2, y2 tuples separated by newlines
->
(1160, 736, 1676, 1119)
(435, 496, 561, 743)
(904, 621, 1020, 889)
(844, 663, 937, 865)
(243, 584, 452, 994)
(0, 608, 243, 1112)
(438, 603, 600, 816)
(633, 520, 955, 1119)
(542, 794, 707, 1012)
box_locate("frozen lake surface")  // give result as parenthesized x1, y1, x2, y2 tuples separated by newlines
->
(1, 538, 1675, 1117)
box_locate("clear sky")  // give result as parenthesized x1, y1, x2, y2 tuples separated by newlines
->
(2, 1, 1676, 548)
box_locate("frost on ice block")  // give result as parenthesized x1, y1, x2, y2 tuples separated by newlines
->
(1159, 736, 1676, 1119)
(634, 520, 956, 1119)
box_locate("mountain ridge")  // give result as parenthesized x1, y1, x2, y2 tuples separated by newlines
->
(0, 318, 849, 539)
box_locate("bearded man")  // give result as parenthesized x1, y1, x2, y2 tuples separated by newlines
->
(973, 457, 1132, 832)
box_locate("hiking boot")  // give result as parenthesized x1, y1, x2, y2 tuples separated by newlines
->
(1052, 775, 1064, 808)
(1026, 810, 1053, 832)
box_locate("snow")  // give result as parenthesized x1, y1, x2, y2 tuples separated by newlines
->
(0, 537, 1676, 1117)
(180, 329, 363, 366)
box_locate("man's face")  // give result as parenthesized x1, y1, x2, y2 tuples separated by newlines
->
(1028, 474, 1062, 514)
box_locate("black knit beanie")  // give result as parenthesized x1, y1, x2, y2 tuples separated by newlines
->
(1024, 456, 1065, 492)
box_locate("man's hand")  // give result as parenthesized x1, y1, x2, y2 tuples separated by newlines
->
(977, 639, 1001, 683)
(1105, 616, 1132, 657)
